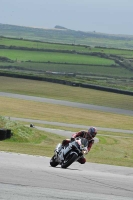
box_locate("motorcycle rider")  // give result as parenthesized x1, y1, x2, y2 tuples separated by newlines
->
(56, 126, 97, 164)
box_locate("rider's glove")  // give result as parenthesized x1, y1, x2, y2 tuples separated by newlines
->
(83, 150, 88, 154)
(82, 147, 88, 154)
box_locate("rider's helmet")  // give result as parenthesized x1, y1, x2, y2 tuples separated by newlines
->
(86, 127, 97, 140)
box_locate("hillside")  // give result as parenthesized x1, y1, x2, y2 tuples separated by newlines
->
(0, 36, 133, 93)
(1, 23, 133, 49)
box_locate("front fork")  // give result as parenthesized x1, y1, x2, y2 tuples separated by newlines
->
(54, 143, 62, 155)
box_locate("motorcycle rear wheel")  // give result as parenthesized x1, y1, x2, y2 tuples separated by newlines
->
(50, 155, 59, 167)
(61, 153, 78, 168)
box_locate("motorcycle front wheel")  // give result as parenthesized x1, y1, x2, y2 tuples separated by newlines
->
(61, 153, 78, 168)
(50, 155, 59, 167)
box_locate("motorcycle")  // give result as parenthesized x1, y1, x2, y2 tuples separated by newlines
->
(50, 137, 88, 168)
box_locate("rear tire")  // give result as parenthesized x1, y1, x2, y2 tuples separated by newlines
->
(50, 155, 59, 167)
(61, 153, 78, 168)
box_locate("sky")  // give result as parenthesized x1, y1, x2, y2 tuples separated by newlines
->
(0, 0, 133, 35)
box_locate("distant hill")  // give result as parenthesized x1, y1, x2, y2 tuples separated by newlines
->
(0, 23, 133, 49)
(54, 25, 67, 30)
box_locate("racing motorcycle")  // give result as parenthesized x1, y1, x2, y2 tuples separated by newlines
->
(50, 137, 88, 168)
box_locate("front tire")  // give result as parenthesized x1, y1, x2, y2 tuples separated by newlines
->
(50, 155, 59, 167)
(61, 153, 78, 168)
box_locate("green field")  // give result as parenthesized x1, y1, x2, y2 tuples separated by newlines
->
(1, 62, 132, 78)
(0, 49, 115, 65)
(1, 37, 133, 57)
(0, 37, 133, 91)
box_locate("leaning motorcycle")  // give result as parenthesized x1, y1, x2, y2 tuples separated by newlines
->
(50, 137, 88, 168)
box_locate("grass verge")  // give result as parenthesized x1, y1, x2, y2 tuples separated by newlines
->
(0, 77, 133, 110)
(0, 96, 133, 130)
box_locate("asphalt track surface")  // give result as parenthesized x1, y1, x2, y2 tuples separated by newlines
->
(1, 92, 133, 199)
(0, 152, 133, 200)
(1, 92, 133, 116)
